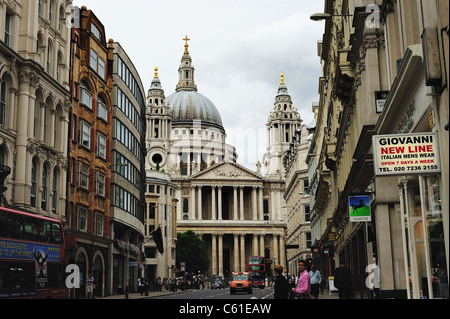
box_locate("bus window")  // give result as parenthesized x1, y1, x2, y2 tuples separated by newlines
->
(8, 214, 24, 240)
(24, 216, 40, 242)
(51, 222, 63, 244)
(39, 220, 53, 243)
(0, 210, 7, 237)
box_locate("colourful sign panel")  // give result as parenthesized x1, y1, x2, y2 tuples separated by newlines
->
(373, 133, 441, 176)
(0, 240, 61, 262)
(349, 195, 371, 222)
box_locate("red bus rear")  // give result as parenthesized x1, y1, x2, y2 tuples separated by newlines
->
(0, 207, 69, 299)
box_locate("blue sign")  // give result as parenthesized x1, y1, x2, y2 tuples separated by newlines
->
(0, 240, 61, 262)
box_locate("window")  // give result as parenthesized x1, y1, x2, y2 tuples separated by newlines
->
(95, 172, 105, 196)
(303, 179, 309, 195)
(90, 49, 105, 78)
(0, 78, 6, 127)
(96, 132, 106, 158)
(52, 170, 58, 214)
(91, 23, 101, 41)
(304, 205, 310, 223)
(97, 96, 108, 121)
(4, 12, 11, 46)
(46, 41, 52, 74)
(305, 232, 312, 249)
(77, 162, 89, 190)
(80, 81, 92, 108)
(42, 165, 48, 211)
(31, 160, 37, 207)
(79, 120, 91, 148)
(95, 213, 104, 236)
(77, 206, 88, 232)
(49, 1, 53, 24)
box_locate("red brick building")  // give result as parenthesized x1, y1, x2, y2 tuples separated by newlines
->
(66, 6, 114, 298)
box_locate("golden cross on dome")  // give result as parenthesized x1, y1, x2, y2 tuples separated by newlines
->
(154, 67, 159, 78)
(183, 35, 190, 53)
(281, 73, 285, 84)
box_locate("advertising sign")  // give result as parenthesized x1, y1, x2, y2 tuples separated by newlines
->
(349, 195, 371, 222)
(373, 132, 441, 176)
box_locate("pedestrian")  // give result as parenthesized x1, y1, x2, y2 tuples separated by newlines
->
(309, 264, 322, 299)
(293, 260, 310, 299)
(334, 262, 353, 299)
(138, 277, 144, 295)
(273, 265, 289, 299)
(87, 273, 95, 299)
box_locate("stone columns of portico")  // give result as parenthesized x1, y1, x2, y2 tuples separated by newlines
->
(258, 186, 263, 221)
(233, 187, 238, 220)
(211, 186, 216, 220)
(252, 187, 257, 220)
(259, 234, 265, 258)
(240, 234, 246, 272)
(198, 185, 202, 220)
(239, 186, 244, 220)
(218, 234, 224, 276)
(234, 234, 239, 272)
(190, 186, 196, 220)
(212, 234, 217, 275)
(273, 235, 279, 266)
(218, 186, 223, 220)
(252, 235, 258, 256)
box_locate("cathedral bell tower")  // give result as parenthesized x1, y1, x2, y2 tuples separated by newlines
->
(146, 67, 172, 171)
(263, 74, 303, 178)
(176, 36, 198, 92)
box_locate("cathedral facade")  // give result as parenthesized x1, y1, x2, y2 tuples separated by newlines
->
(144, 38, 304, 278)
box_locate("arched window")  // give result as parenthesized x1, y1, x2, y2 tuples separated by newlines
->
(42, 164, 48, 211)
(31, 159, 37, 207)
(0, 78, 6, 127)
(46, 40, 53, 74)
(52, 168, 58, 214)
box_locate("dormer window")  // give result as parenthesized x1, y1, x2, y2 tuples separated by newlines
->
(91, 23, 102, 41)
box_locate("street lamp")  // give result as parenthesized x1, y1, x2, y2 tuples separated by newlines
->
(310, 13, 352, 21)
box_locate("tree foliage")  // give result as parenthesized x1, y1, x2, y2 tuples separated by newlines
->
(176, 230, 210, 274)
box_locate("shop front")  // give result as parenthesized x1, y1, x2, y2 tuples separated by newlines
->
(399, 175, 448, 299)
(374, 132, 448, 299)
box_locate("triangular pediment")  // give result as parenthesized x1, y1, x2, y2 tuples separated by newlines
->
(191, 162, 262, 181)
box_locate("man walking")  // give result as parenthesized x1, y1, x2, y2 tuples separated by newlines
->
(293, 260, 310, 299)
(334, 262, 352, 299)
(274, 265, 289, 299)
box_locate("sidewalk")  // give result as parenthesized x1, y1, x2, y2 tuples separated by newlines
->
(97, 289, 339, 300)
(98, 289, 189, 300)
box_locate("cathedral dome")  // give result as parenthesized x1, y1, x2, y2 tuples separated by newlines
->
(166, 90, 223, 128)
(166, 36, 223, 129)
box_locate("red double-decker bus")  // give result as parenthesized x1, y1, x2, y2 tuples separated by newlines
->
(247, 256, 266, 289)
(0, 207, 69, 299)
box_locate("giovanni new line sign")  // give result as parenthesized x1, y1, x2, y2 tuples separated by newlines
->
(373, 132, 442, 176)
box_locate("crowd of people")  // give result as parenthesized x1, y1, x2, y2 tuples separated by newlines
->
(273, 261, 353, 300)
(137, 275, 225, 295)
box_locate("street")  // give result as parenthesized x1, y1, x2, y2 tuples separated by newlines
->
(153, 287, 275, 300)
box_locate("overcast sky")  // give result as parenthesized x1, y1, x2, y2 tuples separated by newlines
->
(72, 0, 325, 170)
